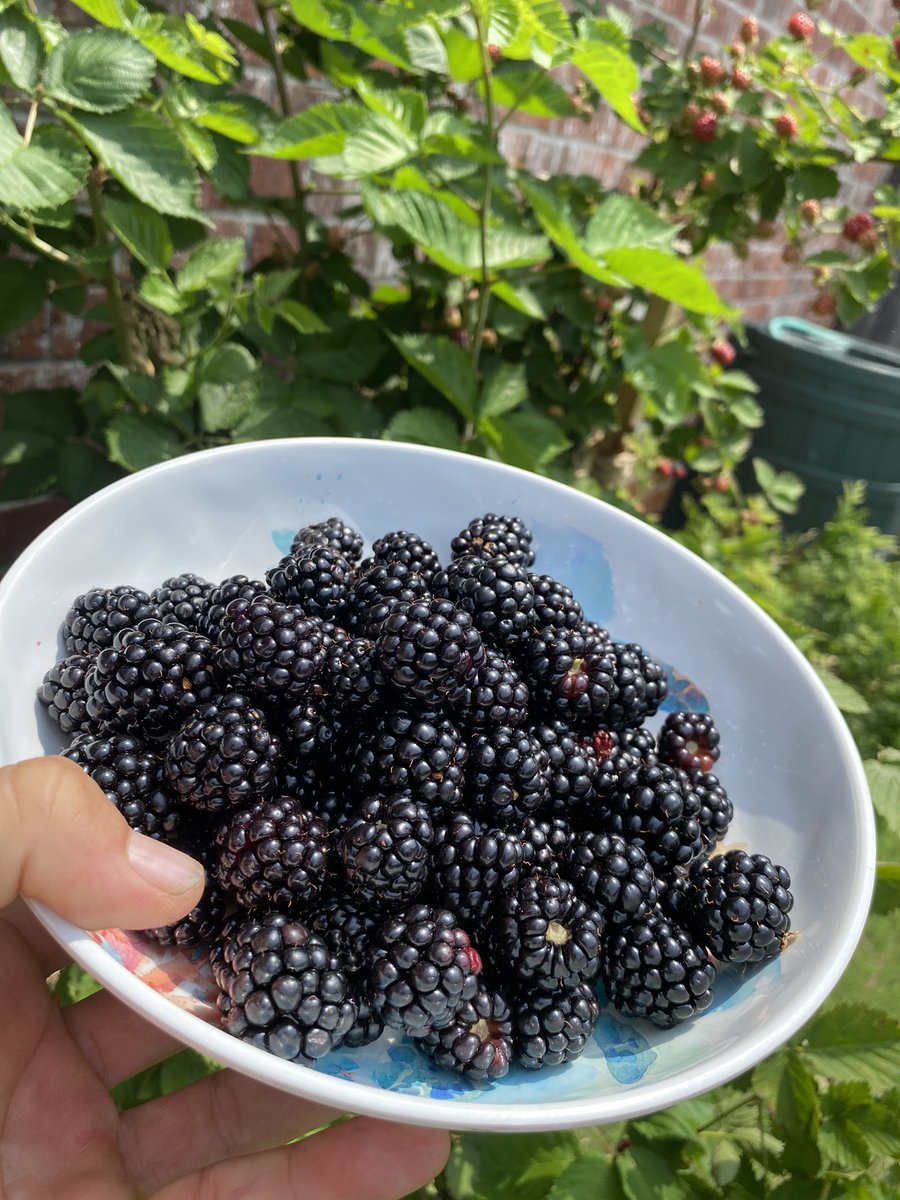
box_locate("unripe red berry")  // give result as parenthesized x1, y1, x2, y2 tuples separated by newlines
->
(731, 67, 752, 90)
(683, 101, 701, 123)
(842, 212, 875, 243)
(710, 92, 731, 115)
(486, 43, 501, 62)
(729, 41, 746, 61)
(699, 169, 718, 193)
(711, 340, 737, 367)
(858, 227, 881, 251)
(595, 293, 613, 314)
(692, 111, 718, 143)
(674, 462, 689, 480)
(714, 475, 730, 493)
(788, 12, 815, 40)
(700, 56, 725, 86)
(800, 199, 820, 225)
(812, 292, 837, 317)
(740, 16, 759, 44)
(775, 112, 798, 139)
(658, 458, 675, 478)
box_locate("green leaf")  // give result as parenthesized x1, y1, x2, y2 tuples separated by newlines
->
(547, 1154, 619, 1200)
(276, 299, 328, 335)
(57, 442, 122, 500)
(337, 113, 417, 177)
(479, 361, 527, 420)
(519, 177, 619, 284)
(616, 1147, 697, 1200)
(105, 411, 184, 472)
(0, 111, 90, 211)
(197, 343, 259, 433)
(815, 668, 870, 715)
(295, 323, 387, 384)
(0, 258, 46, 335)
(753, 457, 805, 515)
(488, 68, 576, 119)
(571, 35, 644, 133)
(196, 97, 276, 146)
(1, 388, 78, 436)
(605, 247, 733, 316)
(776, 1051, 821, 1176)
(45, 28, 155, 113)
(391, 333, 477, 420)
(176, 237, 244, 292)
(584, 194, 676, 255)
(103, 195, 172, 270)
(494, 408, 571, 470)
(0, 9, 43, 91)
(0, 429, 58, 466)
(443, 27, 482, 82)
(800, 1004, 900, 1093)
(72, 110, 201, 219)
(818, 1081, 874, 1172)
(866, 758, 900, 842)
(139, 272, 183, 315)
(68, 1, 127, 28)
(384, 405, 460, 451)
(252, 101, 366, 159)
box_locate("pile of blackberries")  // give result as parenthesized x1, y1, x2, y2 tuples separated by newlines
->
(39, 512, 794, 1080)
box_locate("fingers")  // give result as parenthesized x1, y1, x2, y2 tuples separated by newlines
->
(61, 988, 184, 1089)
(150, 1115, 451, 1200)
(0, 757, 203, 931)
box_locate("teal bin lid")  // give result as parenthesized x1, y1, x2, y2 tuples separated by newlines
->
(767, 316, 900, 376)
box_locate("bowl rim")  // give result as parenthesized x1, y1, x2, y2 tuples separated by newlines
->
(5, 437, 876, 1131)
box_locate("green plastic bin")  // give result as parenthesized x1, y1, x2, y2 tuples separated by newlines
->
(736, 317, 900, 533)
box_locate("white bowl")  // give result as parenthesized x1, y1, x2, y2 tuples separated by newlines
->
(0, 438, 875, 1132)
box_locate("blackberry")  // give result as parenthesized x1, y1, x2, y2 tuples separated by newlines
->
(490, 873, 603, 991)
(309, 789, 354, 832)
(457, 647, 529, 731)
(560, 831, 659, 926)
(516, 816, 574, 874)
(214, 796, 330, 913)
(217, 595, 326, 706)
(349, 708, 468, 816)
(151, 573, 213, 630)
(579, 727, 637, 804)
(451, 512, 535, 568)
(429, 811, 523, 924)
(198, 576, 267, 643)
(523, 625, 616, 727)
(85, 619, 218, 738)
(266, 545, 351, 622)
(323, 637, 386, 712)
(658, 712, 721, 775)
(143, 871, 226, 948)
(376, 596, 484, 708)
(366, 903, 481, 1037)
(217, 911, 357, 1063)
(280, 697, 345, 764)
(601, 912, 716, 1027)
(468, 726, 549, 822)
(529, 574, 584, 631)
(291, 516, 364, 565)
(38, 654, 96, 736)
(531, 720, 597, 820)
(342, 996, 386, 1049)
(420, 983, 513, 1081)
(656, 870, 692, 924)
(618, 726, 658, 765)
(344, 561, 429, 639)
(434, 555, 535, 649)
(63, 586, 159, 657)
(605, 762, 704, 874)
(692, 771, 733, 850)
(370, 530, 442, 587)
(582, 621, 611, 645)
(309, 895, 379, 975)
(164, 693, 281, 815)
(62, 732, 181, 841)
(338, 794, 434, 907)
(604, 643, 668, 729)
(691, 851, 793, 964)
(513, 981, 600, 1070)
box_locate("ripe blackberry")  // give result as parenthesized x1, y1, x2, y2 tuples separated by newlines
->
(458, 648, 530, 732)
(531, 720, 597, 820)
(656, 870, 692, 924)
(344, 561, 430, 638)
(560, 831, 659, 926)
(692, 771, 733, 850)
(342, 996, 386, 1050)
(217, 910, 357, 1063)
(38, 654, 96, 736)
(291, 516, 364, 564)
(468, 726, 549, 822)
(85, 619, 218, 738)
(513, 981, 600, 1070)
(420, 983, 513, 1081)
(605, 762, 704, 874)
(582, 620, 611, 645)
(164, 693, 281, 815)
(523, 625, 616, 727)
(214, 796, 330, 913)
(491, 873, 603, 991)
(198, 576, 268, 643)
(323, 637, 386, 712)
(349, 708, 468, 816)
(309, 895, 379, 975)
(143, 871, 226, 948)
(529, 574, 584, 631)
(266, 545, 351, 622)
(338, 794, 434, 907)
(434, 555, 535, 649)
(618, 726, 658, 765)
(151, 573, 213, 630)
(280, 697, 345, 764)
(516, 816, 574, 873)
(217, 595, 326, 706)
(309, 789, 354, 832)
(376, 596, 484, 708)
(601, 912, 716, 1027)
(604, 643, 668, 729)
(366, 904, 481, 1037)
(370, 530, 442, 587)
(62, 732, 181, 841)
(658, 712, 721, 775)
(451, 513, 535, 568)
(691, 851, 793, 963)
(63, 585, 158, 656)
(429, 811, 523, 924)
(578, 727, 637, 804)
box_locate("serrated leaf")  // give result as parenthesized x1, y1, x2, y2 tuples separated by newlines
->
(814, 668, 870, 715)
(488, 68, 576, 118)
(443, 26, 482, 82)
(572, 36, 643, 133)
(253, 101, 366, 159)
(616, 1147, 696, 1200)
(519, 177, 619, 285)
(139, 272, 183, 315)
(197, 343, 259, 433)
(585, 194, 676, 255)
(276, 299, 328, 334)
(69, 1, 127, 28)
(177, 237, 244, 292)
(800, 1004, 900, 1093)
(105, 411, 184, 472)
(546, 1153, 617, 1199)
(196, 97, 277, 145)
(479, 361, 526, 420)
(0, 115, 90, 211)
(392, 332, 477, 420)
(0, 9, 44, 90)
(866, 759, 900, 841)
(491, 279, 546, 319)
(495, 408, 570, 470)
(605, 247, 734, 316)
(72, 109, 201, 218)
(337, 114, 417, 177)
(753, 457, 805, 515)
(45, 28, 155, 114)
(776, 1051, 821, 1176)
(103, 195, 172, 270)
(384, 405, 460, 450)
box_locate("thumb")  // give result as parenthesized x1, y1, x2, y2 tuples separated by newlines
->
(0, 756, 205, 932)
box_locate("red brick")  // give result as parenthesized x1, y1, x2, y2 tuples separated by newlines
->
(0, 310, 48, 362)
(249, 156, 297, 199)
(251, 222, 299, 266)
(0, 361, 91, 393)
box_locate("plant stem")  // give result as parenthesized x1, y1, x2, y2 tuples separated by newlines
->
(495, 68, 544, 133)
(694, 1093, 757, 1134)
(86, 169, 136, 368)
(471, 7, 496, 378)
(608, 293, 671, 453)
(256, 0, 308, 256)
(682, 0, 708, 65)
(0, 213, 71, 263)
(23, 96, 39, 146)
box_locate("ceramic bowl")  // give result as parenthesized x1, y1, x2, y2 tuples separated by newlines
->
(0, 438, 875, 1132)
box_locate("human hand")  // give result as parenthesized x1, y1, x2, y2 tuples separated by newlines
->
(0, 757, 449, 1198)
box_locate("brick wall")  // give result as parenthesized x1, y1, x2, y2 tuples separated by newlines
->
(1, 0, 896, 395)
